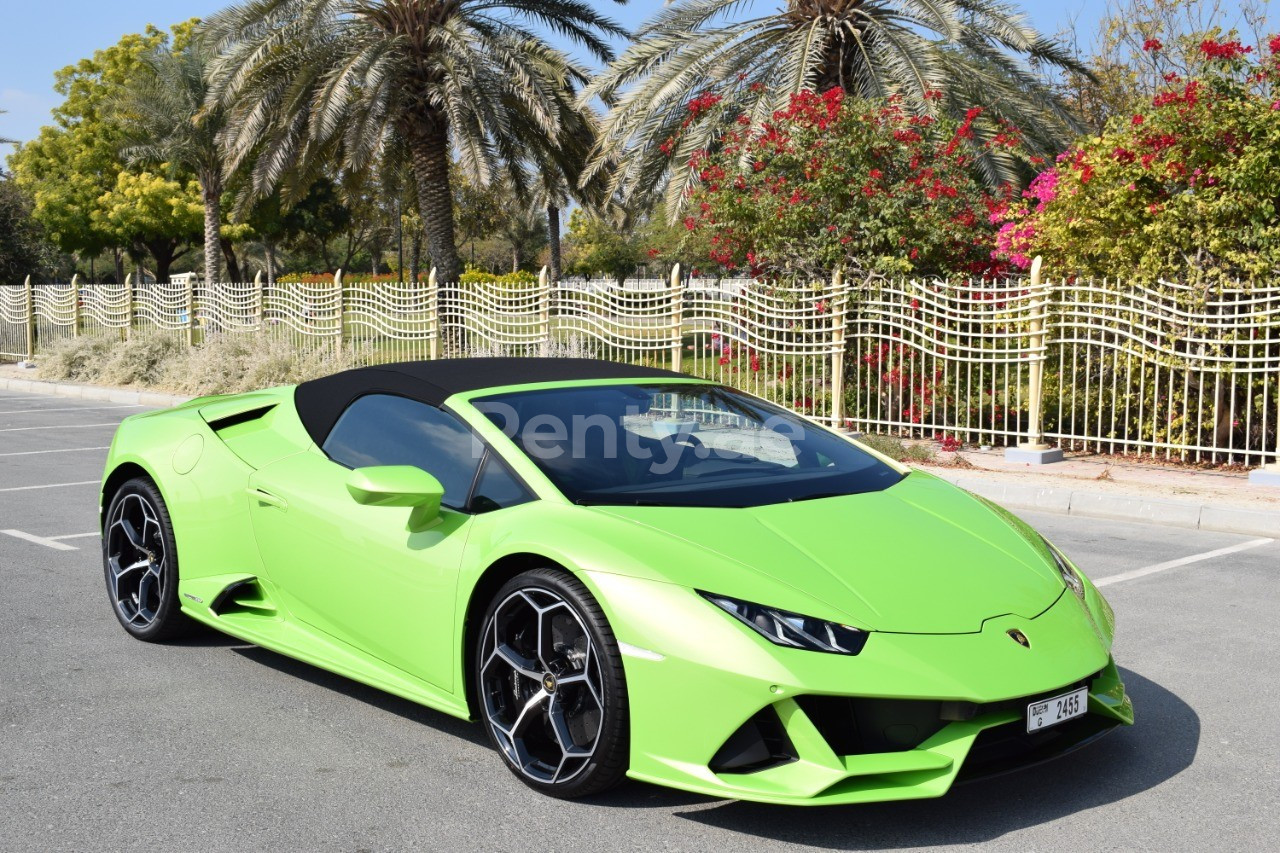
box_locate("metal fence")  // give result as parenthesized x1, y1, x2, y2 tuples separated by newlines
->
(2, 262, 1278, 465)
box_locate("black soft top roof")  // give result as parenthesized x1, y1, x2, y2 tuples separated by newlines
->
(293, 358, 690, 445)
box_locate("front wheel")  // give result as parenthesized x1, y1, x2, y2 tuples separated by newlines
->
(476, 568, 629, 798)
(102, 477, 193, 641)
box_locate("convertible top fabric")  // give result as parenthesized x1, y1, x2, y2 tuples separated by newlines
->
(293, 358, 688, 445)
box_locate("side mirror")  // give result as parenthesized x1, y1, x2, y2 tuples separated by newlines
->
(346, 466, 444, 531)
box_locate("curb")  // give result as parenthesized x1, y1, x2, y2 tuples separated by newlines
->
(0, 374, 191, 408)
(932, 471, 1280, 540)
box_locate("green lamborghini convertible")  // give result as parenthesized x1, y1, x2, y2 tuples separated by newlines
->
(99, 358, 1132, 804)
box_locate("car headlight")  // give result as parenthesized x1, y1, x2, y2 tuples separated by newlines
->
(699, 591, 868, 655)
(1043, 537, 1085, 599)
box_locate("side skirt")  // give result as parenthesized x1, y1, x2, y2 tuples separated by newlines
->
(181, 601, 472, 722)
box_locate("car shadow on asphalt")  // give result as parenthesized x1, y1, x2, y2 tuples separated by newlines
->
(595, 668, 1198, 847)
(229, 645, 490, 747)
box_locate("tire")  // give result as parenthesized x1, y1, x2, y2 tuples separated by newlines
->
(101, 477, 194, 642)
(475, 568, 629, 798)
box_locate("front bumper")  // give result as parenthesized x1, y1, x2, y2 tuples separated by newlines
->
(585, 572, 1133, 806)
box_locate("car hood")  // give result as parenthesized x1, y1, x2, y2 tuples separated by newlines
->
(588, 472, 1064, 634)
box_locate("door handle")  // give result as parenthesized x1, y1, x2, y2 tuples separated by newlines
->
(247, 487, 288, 511)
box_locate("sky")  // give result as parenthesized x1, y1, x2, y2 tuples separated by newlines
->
(0, 0, 1249, 152)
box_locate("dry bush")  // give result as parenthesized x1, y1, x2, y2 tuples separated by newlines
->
(97, 335, 186, 387)
(159, 333, 362, 395)
(36, 336, 117, 382)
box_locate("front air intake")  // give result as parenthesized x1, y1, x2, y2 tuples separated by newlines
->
(709, 706, 798, 774)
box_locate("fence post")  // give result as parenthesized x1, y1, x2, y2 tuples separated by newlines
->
(427, 267, 439, 360)
(829, 268, 847, 429)
(71, 274, 81, 337)
(125, 273, 135, 342)
(24, 275, 35, 361)
(537, 265, 551, 357)
(254, 270, 265, 332)
(1005, 256, 1063, 464)
(669, 263, 683, 373)
(334, 269, 345, 354)
(185, 276, 195, 347)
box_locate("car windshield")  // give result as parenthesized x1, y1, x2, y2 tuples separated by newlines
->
(471, 383, 905, 508)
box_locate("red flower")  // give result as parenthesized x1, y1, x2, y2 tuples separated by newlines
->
(1199, 38, 1251, 60)
(1142, 38, 1163, 52)
(1131, 114, 1145, 126)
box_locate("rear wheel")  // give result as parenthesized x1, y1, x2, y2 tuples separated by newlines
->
(476, 568, 629, 798)
(102, 477, 193, 641)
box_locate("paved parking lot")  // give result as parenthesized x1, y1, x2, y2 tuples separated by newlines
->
(1, 387, 1277, 852)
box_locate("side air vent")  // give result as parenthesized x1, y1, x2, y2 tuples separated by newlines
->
(210, 578, 277, 618)
(709, 706, 798, 774)
(206, 405, 277, 432)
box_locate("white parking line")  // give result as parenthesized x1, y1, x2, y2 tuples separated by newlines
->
(0, 480, 99, 493)
(0, 423, 120, 432)
(0, 405, 140, 415)
(50, 532, 99, 540)
(1095, 538, 1274, 587)
(1, 530, 79, 551)
(0, 446, 111, 457)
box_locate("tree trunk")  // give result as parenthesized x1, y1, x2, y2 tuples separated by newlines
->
(512, 242, 522, 273)
(113, 248, 125, 285)
(202, 176, 223, 283)
(406, 118, 461, 284)
(219, 237, 243, 282)
(547, 204, 562, 283)
(265, 242, 278, 285)
(147, 239, 177, 284)
(409, 229, 421, 285)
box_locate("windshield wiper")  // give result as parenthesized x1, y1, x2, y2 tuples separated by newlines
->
(786, 492, 845, 503)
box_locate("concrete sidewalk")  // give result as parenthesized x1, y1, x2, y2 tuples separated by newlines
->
(3, 364, 1277, 538)
(922, 445, 1279, 538)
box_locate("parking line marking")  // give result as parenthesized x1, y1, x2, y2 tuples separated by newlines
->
(1, 529, 79, 551)
(49, 532, 98, 541)
(0, 446, 111, 457)
(0, 405, 140, 415)
(1095, 538, 1274, 587)
(0, 423, 119, 432)
(0, 480, 99, 493)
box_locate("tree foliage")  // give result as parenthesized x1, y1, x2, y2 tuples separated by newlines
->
(92, 170, 203, 282)
(8, 27, 168, 263)
(996, 35, 1280, 281)
(204, 0, 628, 284)
(585, 0, 1086, 213)
(0, 175, 57, 280)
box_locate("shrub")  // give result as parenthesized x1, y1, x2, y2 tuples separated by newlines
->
(159, 333, 361, 395)
(34, 331, 360, 395)
(993, 35, 1280, 282)
(97, 335, 185, 387)
(675, 89, 1023, 279)
(856, 433, 936, 464)
(36, 336, 116, 382)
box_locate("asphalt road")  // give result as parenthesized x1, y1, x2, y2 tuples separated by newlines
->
(1, 387, 1277, 852)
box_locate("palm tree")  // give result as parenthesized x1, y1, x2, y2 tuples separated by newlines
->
(204, 0, 629, 285)
(525, 88, 610, 282)
(585, 0, 1087, 211)
(116, 38, 229, 283)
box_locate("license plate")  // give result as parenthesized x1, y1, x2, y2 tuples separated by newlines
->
(1027, 686, 1088, 733)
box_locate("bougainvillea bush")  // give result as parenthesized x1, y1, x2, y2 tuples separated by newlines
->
(675, 89, 1025, 280)
(995, 35, 1280, 282)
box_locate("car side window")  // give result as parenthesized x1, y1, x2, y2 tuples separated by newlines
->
(470, 453, 535, 514)
(322, 394, 481, 509)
